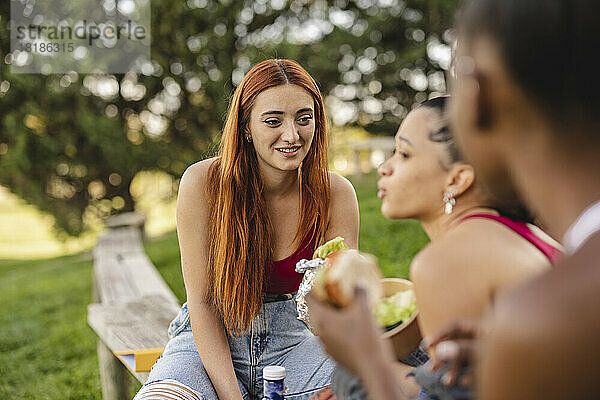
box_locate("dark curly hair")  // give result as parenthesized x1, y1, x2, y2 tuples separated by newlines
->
(420, 96, 534, 223)
(457, 0, 600, 140)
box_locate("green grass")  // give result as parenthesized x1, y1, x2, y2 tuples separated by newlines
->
(0, 173, 429, 399)
(352, 172, 430, 278)
(0, 254, 102, 399)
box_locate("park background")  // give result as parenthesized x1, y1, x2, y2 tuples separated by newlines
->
(0, 0, 458, 398)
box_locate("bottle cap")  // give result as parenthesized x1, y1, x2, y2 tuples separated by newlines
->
(263, 365, 286, 380)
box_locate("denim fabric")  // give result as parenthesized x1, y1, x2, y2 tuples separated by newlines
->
(330, 343, 429, 400)
(138, 299, 335, 400)
(330, 366, 368, 400)
(411, 363, 473, 400)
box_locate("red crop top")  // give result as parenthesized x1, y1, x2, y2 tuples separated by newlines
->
(264, 232, 316, 294)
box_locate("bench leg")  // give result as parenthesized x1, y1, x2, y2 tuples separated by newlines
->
(97, 339, 130, 400)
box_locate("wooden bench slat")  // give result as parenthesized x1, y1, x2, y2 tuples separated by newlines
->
(88, 296, 179, 352)
(89, 223, 182, 393)
(94, 254, 141, 305)
(93, 228, 179, 306)
(94, 252, 179, 306)
(119, 252, 179, 306)
(88, 297, 180, 384)
(94, 227, 144, 256)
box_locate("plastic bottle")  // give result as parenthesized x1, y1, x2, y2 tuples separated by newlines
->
(262, 365, 286, 400)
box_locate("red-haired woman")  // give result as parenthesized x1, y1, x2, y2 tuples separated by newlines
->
(134, 59, 359, 400)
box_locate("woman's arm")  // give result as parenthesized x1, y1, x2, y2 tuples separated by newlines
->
(177, 160, 244, 400)
(409, 240, 492, 339)
(410, 219, 551, 339)
(325, 172, 360, 249)
(306, 289, 410, 400)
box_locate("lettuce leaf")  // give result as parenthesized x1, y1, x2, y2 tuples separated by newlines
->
(315, 236, 349, 259)
(375, 289, 417, 327)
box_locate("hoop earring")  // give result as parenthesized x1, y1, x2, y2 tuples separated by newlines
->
(443, 191, 456, 215)
(245, 135, 252, 143)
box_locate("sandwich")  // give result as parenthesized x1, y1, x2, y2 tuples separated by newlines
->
(311, 249, 383, 310)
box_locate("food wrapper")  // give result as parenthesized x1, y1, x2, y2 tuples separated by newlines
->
(295, 257, 326, 329)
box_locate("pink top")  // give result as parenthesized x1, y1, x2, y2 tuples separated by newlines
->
(264, 232, 316, 294)
(460, 213, 562, 264)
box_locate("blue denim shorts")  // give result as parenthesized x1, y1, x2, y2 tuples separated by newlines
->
(139, 297, 335, 400)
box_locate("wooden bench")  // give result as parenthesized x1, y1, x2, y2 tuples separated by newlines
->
(87, 213, 181, 399)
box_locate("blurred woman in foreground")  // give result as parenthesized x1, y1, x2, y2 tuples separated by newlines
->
(447, 0, 600, 398)
(307, 97, 561, 400)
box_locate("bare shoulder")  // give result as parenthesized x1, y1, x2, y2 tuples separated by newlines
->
(176, 158, 219, 228)
(328, 171, 357, 200)
(452, 218, 550, 265)
(408, 242, 441, 282)
(324, 171, 359, 249)
(179, 157, 218, 190)
(409, 229, 475, 282)
(413, 218, 549, 289)
(408, 222, 544, 335)
(451, 218, 548, 281)
(178, 158, 218, 205)
(409, 234, 496, 335)
(409, 234, 478, 298)
(480, 234, 600, 399)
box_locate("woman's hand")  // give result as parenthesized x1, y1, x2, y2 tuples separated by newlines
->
(306, 286, 393, 377)
(307, 287, 409, 400)
(425, 319, 480, 387)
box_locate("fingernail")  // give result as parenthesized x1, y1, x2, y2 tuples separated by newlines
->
(436, 341, 458, 360)
(442, 372, 452, 386)
(425, 360, 434, 372)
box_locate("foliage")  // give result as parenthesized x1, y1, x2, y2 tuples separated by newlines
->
(0, 0, 458, 237)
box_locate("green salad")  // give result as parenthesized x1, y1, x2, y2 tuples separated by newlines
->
(375, 289, 417, 327)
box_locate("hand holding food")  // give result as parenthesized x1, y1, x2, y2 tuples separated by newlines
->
(311, 249, 383, 310)
(297, 237, 420, 355)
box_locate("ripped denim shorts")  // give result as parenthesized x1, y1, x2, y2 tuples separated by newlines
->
(137, 296, 335, 400)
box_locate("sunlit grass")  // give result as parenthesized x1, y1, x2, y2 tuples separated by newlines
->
(0, 171, 178, 260)
(0, 253, 102, 399)
(0, 187, 99, 259)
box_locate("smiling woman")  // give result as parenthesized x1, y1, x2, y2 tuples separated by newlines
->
(248, 84, 316, 174)
(134, 59, 360, 400)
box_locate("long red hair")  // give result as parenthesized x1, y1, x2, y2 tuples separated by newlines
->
(205, 59, 330, 336)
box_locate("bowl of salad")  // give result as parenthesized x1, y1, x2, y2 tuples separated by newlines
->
(377, 278, 421, 359)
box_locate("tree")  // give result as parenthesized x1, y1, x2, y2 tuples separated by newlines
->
(0, 0, 458, 237)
